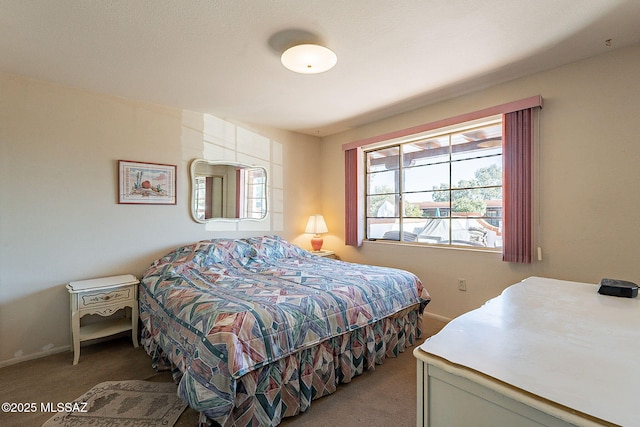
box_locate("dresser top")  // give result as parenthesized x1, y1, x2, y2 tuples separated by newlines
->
(67, 274, 139, 292)
(418, 276, 640, 427)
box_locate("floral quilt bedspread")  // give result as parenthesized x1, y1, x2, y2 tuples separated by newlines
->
(139, 236, 430, 420)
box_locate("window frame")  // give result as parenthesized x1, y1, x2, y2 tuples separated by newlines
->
(363, 117, 503, 251)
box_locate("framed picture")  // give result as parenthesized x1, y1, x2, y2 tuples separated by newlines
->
(118, 160, 177, 205)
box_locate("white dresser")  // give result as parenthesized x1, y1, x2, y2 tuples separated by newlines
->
(67, 274, 140, 365)
(414, 277, 640, 427)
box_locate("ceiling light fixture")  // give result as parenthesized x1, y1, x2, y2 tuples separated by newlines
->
(281, 44, 337, 74)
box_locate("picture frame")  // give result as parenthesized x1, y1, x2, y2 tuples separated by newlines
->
(118, 160, 177, 205)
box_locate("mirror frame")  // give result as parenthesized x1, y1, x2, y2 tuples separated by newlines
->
(189, 159, 268, 223)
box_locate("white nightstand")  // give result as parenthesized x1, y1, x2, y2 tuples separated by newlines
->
(67, 274, 139, 365)
(312, 250, 337, 259)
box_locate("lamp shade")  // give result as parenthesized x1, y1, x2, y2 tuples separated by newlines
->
(305, 214, 328, 235)
(281, 44, 337, 74)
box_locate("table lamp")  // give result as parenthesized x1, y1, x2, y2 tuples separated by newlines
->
(305, 214, 328, 251)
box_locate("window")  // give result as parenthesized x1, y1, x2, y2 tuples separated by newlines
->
(194, 175, 208, 219)
(242, 168, 267, 219)
(365, 119, 503, 249)
(345, 96, 541, 262)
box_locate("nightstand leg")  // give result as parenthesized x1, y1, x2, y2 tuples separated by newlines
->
(131, 304, 139, 348)
(71, 310, 80, 365)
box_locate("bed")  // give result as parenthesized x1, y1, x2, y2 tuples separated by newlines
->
(139, 235, 430, 426)
(414, 276, 640, 427)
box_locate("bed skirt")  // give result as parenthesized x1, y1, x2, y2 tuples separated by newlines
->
(141, 304, 423, 427)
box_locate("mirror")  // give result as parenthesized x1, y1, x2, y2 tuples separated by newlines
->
(190, 159, 267, 222)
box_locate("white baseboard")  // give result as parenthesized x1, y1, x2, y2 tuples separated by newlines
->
(0, 332, 135, 368)
(422, 311, 452, 324)
(0, 345, 70, 369)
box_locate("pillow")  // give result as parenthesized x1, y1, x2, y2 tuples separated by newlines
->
(245, 235, 308, 260)
(194, 238, 255, 266)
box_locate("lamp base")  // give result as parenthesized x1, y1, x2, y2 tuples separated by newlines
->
(310, 235, 324, 251)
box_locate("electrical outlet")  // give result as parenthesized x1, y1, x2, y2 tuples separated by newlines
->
(458, 279, 467, 291)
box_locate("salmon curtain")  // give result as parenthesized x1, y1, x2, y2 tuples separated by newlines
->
(502, 109, 533, 263)
(345, 148, 363, 247)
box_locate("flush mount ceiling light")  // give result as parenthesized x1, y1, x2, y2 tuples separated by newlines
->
(281, 44, 337, 74)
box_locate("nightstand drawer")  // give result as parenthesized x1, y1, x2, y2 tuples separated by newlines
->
(78, 285, 135, 309)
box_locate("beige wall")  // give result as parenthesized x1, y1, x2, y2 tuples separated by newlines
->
(321, 44, 640, 320)
(0, 73, 320, 366)
(2, 44, 639, 366)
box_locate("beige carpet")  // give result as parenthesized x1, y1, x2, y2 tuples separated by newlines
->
(1, 316, 446, 427)
(42, 380, 187, 427)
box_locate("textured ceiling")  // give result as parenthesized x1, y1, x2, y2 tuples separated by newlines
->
(1, 0, 639, 136)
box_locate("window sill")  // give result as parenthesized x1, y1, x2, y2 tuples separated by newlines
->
(363, 239, 502, 254)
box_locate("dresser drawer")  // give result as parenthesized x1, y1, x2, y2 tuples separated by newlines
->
(78, 285, 135, 309)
